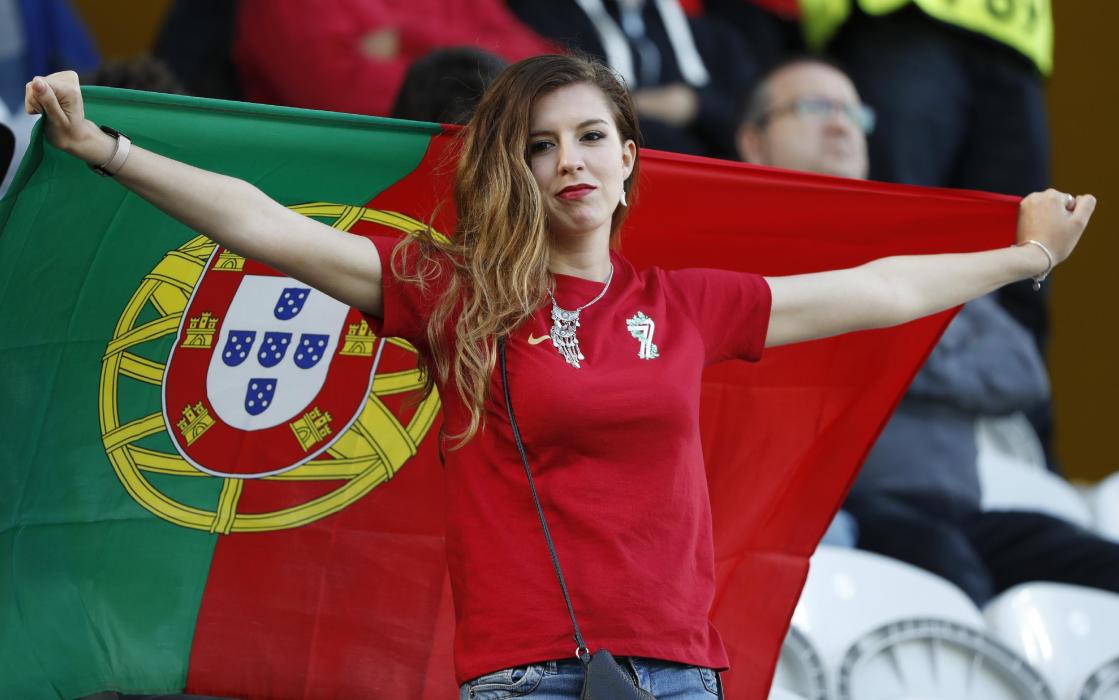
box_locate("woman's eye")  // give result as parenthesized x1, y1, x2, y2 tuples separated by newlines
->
(528, 141, 552, 155)
(582, 131, 605, 142)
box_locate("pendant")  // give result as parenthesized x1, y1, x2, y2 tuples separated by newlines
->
(550, 303, 585, 368)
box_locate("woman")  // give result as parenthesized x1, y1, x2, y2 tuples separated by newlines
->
(25, 55, 1093, 699)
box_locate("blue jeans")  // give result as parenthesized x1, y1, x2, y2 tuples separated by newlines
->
(459, 656, 723, 699)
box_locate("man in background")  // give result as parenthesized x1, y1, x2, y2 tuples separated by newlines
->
(736, 58, 869, 180)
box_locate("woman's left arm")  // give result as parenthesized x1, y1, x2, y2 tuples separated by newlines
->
(764, 189, 1097, 348)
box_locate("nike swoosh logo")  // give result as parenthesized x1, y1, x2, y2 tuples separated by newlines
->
(527, 334, 550, 345)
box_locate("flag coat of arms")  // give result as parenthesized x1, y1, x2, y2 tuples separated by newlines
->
(164, 250, 379, 477)
(0, 87, 1017, 699)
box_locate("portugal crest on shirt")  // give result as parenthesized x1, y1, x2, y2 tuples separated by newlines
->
(162, 246, 378, 477)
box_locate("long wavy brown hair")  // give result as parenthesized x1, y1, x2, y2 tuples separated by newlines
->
(393, 54, 642, 446)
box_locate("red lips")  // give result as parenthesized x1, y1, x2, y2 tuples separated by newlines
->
(557, 184, 596, 200)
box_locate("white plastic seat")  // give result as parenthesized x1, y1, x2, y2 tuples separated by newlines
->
(1078, 657, 1119, 700)
(1088, 471, 1119, 543)
(978, 452, 1093, 528)
(769, 625, 828, 700)
(795, 547, 1051, 699)
(768, 687, 810, 700)
(836, 617, 1052, 700)
(985, 583, 1119, 700)
(794, 546, 986, 669)
(977, 413, 1048, 472)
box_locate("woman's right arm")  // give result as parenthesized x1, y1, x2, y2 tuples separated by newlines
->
(25, 71, 385, 317)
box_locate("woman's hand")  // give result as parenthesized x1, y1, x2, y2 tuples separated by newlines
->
(1016, 188, 1097, 269)
(24, 71, 114, 166)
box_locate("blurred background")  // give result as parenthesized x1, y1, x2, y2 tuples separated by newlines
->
(47, 0, 1112, 484)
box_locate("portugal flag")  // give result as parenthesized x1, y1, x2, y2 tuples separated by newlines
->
(0, 87, 1016, 699)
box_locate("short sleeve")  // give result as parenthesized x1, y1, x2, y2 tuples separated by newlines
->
(667, 268, 772, 365)
(362, 236, 446, 353)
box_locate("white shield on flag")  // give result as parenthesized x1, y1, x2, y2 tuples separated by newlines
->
(206, 275, 349, 431)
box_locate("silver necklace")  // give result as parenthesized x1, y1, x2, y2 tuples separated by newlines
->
(546, 264, 614, 369)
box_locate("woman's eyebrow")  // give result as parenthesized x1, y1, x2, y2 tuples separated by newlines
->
(529, 119, 609, 138)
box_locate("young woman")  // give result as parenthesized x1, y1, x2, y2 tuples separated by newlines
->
(26, 55, 1093, 699)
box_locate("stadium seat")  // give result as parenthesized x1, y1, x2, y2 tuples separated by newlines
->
(1088, 471, 1119, 542)
(978, 453, 1093, 527)
(796, 547, 1051, 699)
(1077, 657, 1119, 700)
(985, 583, 1119, 700)
(977, 413, 1048, 472)
(769, 625, 828, 700)
(794, 547, 985, 664)
(835, 617, 1052, 700)
(768, 687, 810, 700)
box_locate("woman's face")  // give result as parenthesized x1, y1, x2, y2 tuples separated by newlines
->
(526, 82, 636, 243)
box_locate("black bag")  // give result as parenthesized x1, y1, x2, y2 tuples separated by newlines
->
(499, 339, 656, 700)
(581, 650, 656, 700)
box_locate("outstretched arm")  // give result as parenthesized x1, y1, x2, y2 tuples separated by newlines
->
(25, 72, 386, 317)
(763, 189, 1096, 347)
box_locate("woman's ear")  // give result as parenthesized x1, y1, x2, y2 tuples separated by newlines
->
(621, 139, 637, 180)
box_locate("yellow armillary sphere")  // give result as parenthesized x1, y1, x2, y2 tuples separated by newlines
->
(98, 204, 441, 534)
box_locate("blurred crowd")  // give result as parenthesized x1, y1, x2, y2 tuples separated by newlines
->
(3, 0, 1117, 659)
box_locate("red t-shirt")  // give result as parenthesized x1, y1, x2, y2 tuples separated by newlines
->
(368, 239, 771, 684)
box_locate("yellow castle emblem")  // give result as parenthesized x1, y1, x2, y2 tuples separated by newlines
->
(181, 312, 219, 349)
(339, 319, 376, 357)
(290, 407, 333, 451)
(177, 401, 215, 446)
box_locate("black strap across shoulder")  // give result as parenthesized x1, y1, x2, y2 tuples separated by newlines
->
(498, 337, 657, 700)
(498, 337, 588, 657)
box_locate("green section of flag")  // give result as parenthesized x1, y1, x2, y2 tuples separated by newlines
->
(0, 87, 439, 698)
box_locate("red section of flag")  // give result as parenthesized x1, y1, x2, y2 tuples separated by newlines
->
(187, 137, 1016, 698)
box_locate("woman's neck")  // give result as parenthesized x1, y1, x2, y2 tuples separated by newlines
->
(548, 234, 613, 282)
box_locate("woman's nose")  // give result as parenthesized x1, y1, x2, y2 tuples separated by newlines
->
(556, 140, 584, 173)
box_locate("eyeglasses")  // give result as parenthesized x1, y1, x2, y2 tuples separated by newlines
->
(760, 97, 877, 134)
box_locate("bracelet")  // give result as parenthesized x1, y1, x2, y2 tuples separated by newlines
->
(89, 125, 131, 177)
(1022, 239, 1054, 291)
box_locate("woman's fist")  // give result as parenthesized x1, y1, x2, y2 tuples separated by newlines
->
(1017, 188, 1097, 267)
(24, 71, 112, 165)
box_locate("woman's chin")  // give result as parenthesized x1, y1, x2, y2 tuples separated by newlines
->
(548, 222, 610, 243)
(547, 212, 613, 241)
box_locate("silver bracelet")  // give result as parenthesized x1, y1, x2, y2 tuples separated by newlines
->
(1022, 239, 1054, 291)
